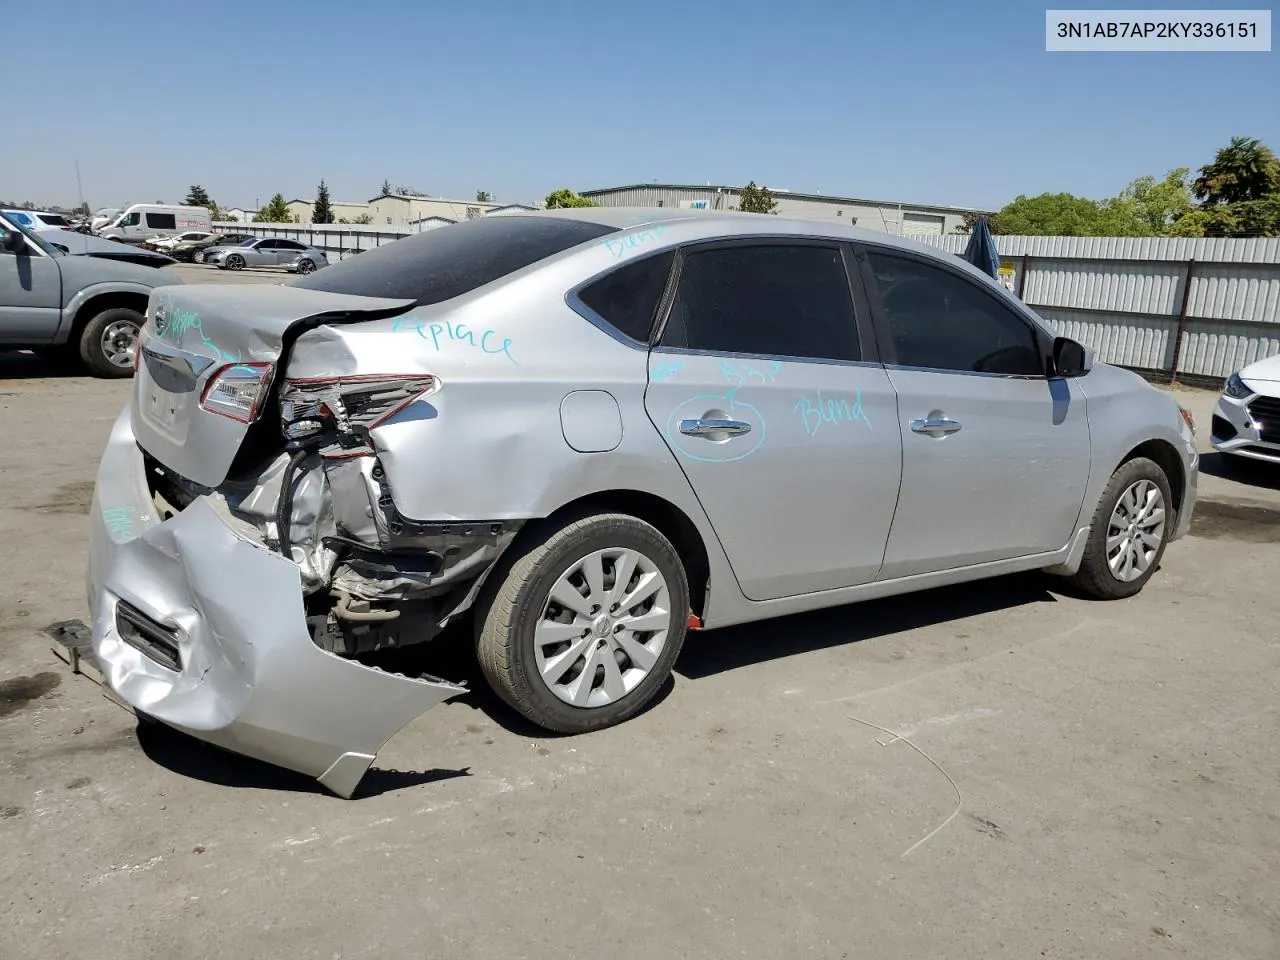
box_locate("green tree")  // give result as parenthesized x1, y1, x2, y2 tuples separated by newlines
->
(395, 185, 427, 197)
(990, 193, 1120, 236)
(313, 179, 334, 224)
(543, 188, 598, 208)
(184, 185, 213, 209)
(738, 181, 778, 214)
(253, 193, 292, 223)
(476, 190, 492, 202)
(1113, 168, 1194, 234)
(73, 202, 91, 217)
(1193, 136, 1280, 205)
(957, 211, 1001, 234)
(352, 213, 373, 224)
(380, 179, 392, 195)
(1202, 198, 1280, 238)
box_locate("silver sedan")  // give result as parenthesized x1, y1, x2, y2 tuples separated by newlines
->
(202, 237, 328, 274)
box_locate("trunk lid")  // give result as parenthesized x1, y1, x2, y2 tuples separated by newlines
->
(133, 284, 416, 488)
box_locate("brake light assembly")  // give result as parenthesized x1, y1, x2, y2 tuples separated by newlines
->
(278, 374, 440, 453)
(199, 362, 276, 424)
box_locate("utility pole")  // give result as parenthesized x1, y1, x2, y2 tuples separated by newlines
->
(74, 159, 86, 213)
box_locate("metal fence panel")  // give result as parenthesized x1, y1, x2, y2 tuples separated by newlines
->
(1038, 308, 1176, 371)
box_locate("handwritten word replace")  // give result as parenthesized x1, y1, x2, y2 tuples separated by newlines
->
(392, 316, 517, 365)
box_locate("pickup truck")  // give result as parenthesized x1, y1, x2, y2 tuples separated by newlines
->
(1, 211, 181, 377)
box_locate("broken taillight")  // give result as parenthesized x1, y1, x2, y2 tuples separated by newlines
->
(278, 374, 439, 442)
(199, 362, 275, 424)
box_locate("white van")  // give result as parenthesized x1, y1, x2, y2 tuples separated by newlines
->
(98, 204, 212, 243)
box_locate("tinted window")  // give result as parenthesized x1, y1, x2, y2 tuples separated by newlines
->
(577, 251, 675, 343)
(659, 244, 861, 362)
(294, 215, 617, 305)
(865, 252, 1043, 376)
(257, 239, 279, 249)
(146, 213, 176, 229)
(278, 240, 305, 250)
(37, 214, 69, 226)
(123, 212, 141, 226)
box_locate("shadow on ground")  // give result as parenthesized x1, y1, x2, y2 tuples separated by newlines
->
(0, 349, 88, 382)
(135, 719, 471, 799)
(1197, 451, 1280, 491)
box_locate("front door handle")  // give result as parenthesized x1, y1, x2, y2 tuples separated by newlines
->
(910, 417, 962, 437)
(679, 418, 752, 438)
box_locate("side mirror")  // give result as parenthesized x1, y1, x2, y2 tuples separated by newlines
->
(2, 230, 26, 253)
(1052, 336, 1093, 378)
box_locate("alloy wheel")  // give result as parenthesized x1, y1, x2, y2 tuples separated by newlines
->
(534, 547, 673, 708)
(1106, 478, 1166, 582)
(100, 319, 139, 370)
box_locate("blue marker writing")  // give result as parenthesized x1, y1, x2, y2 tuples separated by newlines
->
(793, 390, 871, 436)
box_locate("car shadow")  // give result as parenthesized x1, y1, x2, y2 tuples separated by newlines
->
(134, 719, 472, 799)
(0, 349, 89, 381)
(676, 572, 1057, 679)
(1197, 451, 1280, 491)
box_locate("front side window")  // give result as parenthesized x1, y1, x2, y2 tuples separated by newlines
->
(123, 212, 141, 226)
(146, 213, 177, 229)
(864, 251, 1043, 376)
(577, 251, 675, 343)
(659, 243, 861, 362)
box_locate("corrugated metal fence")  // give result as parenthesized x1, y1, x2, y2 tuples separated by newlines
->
(914, 234, 1280, 383)
(222, 222, 1280, 383)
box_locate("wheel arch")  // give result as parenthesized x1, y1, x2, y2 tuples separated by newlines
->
(1118, 438, 1186, 518)
(66, 289, 150, 347)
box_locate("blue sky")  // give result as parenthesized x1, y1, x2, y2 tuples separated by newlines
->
(9, 0, 1277, 212)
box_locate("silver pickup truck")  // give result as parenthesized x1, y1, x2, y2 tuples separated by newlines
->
(1, 211, 182, 377)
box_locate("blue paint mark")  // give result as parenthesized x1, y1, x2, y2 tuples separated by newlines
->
(101, 506, 138, 543)
(720, 360, 780, 388)
(392, 315, 518, 365)
(155, 294, 245, 367)
(793, 390, 872, 436)
(665, 392, 767, 463)
(600, 224, 668, 259)
(650, 360, 683, 382)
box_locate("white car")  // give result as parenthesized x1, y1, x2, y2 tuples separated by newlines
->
(2, 208, 74, 233)
(1210, 353, 1280, 465)
(144, 231, 216, 253)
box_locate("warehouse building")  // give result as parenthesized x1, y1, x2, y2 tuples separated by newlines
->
(580, 183, 984, 236)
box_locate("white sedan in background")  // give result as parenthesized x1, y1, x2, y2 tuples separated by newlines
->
(1210, 354, 1280, 465)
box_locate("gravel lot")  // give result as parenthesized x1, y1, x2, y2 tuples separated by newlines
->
(2, 292, 1278, 959)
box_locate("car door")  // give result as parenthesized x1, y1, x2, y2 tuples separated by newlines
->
(642, 239, 903, 601)
(856, 245, 1091, 579)
(252, 238, 281, 266)
(0, 222, 63, 344)
(275, 239, 306, 266)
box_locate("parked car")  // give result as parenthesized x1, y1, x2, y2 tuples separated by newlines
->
(1209, 353, 1280, 464)
(90, 208, 122, 232)
(43, 231, 177, 268)
(97, 204, 212, 243)
(177, 232, 256, 262)
(201, 236, 328, 273)
(0, 211, 181, 376)
(141, 231, 217, 253)
(86, 209, 1198, 797)
(2, 208, 74, 232)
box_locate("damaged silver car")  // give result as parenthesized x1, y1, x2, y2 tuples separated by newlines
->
(88, 208, 1198, 796)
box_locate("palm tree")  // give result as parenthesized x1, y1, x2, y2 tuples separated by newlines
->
(1193, 136, 1280, 205)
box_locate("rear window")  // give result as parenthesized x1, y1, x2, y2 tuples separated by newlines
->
(37, 214, 69, 226)
(293, 215, 618, 305)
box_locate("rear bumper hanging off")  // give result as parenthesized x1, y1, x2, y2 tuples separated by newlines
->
(86, 406, 467, 798)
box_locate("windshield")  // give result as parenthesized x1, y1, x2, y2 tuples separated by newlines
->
(0, 211, 61, 257)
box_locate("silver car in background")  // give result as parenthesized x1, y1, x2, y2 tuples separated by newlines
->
(202, 236, 328, 274)
(87, 209, 1198, 796)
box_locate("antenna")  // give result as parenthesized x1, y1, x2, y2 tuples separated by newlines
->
(74, 158, 86, 212)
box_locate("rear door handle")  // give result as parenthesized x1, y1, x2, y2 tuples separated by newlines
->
(679, 418, 752, 438)
(910, 417, 962, 437)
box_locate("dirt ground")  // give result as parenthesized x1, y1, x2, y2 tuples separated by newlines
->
(2, 290, 1277, 959)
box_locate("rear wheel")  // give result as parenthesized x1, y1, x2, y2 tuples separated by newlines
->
(78, 306, 142, 378)
(475, 512, 690, 733)
(295, 258, 316, 275)
(1068, 456, 1173, 599)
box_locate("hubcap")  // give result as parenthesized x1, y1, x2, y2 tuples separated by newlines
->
(1106, 479, 1166, 582)
(535, 547, 672, 708)
(101, 319, 139, 369)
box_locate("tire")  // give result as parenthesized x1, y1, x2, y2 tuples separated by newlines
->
(78, 306, 143, 378)
(295, 258, 315, 275)
(224, 254, 244, 271)
(474, 512, 690, 733)
(1068, 456, 1174, 600)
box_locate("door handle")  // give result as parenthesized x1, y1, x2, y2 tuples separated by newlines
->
(910, 417, 962, 437)
(679, 418, 752, 438)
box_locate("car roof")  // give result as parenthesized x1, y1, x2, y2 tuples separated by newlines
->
(525, 206, 963, 259)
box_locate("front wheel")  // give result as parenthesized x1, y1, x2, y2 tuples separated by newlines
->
(1067, 456, 1174, 599)
(78, 307, 143, 378)
(475, 512, 690, 733)
(224, 254, 244, 271)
